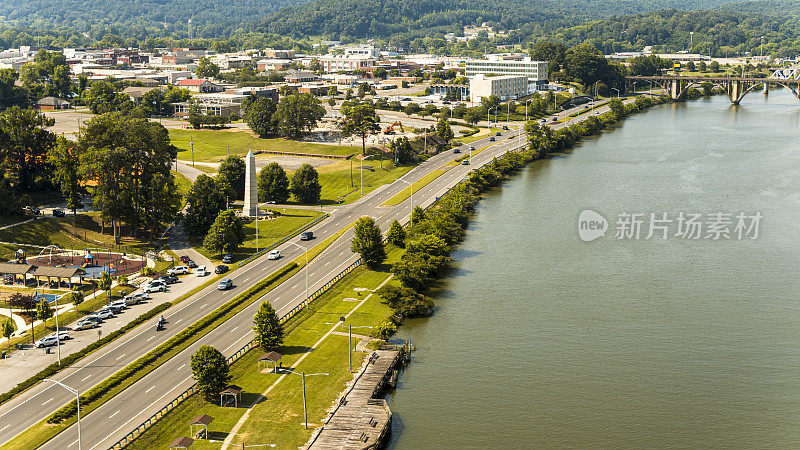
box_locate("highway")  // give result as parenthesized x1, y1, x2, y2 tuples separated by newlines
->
(0, 125, 524, 448)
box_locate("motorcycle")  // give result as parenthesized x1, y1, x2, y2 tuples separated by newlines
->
(156, 322, 165, 331)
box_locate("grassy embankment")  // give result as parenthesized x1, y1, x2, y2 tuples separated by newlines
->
(126, 247, 402, 450)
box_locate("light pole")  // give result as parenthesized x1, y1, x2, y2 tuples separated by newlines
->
(287, 242, 309, 302)
(360, 154, 377, 197)
(760, 36, 765, 58)
(53, 293, 61, 366)
(348, 324, 373, 372)
(44, 379, 80, 449)
(190, 138, 195, 167)
(611, 87, 620, 98)
(690, 31, 694, 49)
(397, 178, 413, 226)
(278, 370, 329, 429)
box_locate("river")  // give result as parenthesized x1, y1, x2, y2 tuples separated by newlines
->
(387, 89, 800, 448)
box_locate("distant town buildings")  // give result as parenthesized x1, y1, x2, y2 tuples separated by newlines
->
(469, 74, 528, 103)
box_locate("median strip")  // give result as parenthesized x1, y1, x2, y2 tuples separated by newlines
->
(382, 169, 449, 206)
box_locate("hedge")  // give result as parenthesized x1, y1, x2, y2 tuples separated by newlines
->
(48, 262, 298, 423)
(0, 302, 172, 407)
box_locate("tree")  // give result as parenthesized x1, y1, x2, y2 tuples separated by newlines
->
(195, 57, 220, 78)
(529, 41, 568, 72)
(386, 220, 406, 247)
(376, 284, 434, 317)
(191, 345, 231, 402)
(1, 320, 13, 340)
(709, 61, 720, 72)
(184, 174, 227, 240)
(245, 98, 278, 138)
(436, 117, 454, 142)
(290, 164, 321, 204)
(258, 162, 290, 203)
(351, 216, 386, 269)
(252, 301, 284, 351)
(218, 156, 246, 201)
(48, 137, 85, 213)
(341, 102, 381, 156)
(463, 107, 483, 125)
(411, 206, 426, 224)
(273, 93, 325, 138)
(69, 291, 84, 307)
(403, 102, 421, 116)
(0, 106, 56, 193)
(203, 210, 244, 255)
(36, 298, 53, 322)
(99, 271, 113, 299)
(83, 80, 131, 114)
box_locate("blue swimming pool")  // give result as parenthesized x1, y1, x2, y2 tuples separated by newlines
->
(35, 293, 63, 304)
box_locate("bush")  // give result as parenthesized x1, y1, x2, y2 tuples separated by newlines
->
(140, 267, 155, 277)
(370, 321, 397, 340)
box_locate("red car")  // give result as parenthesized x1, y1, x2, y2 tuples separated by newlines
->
(180, 255, 190, 263)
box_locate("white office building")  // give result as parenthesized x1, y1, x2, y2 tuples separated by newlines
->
(465, 56, 549, 86)
(469, 74, 528, 103)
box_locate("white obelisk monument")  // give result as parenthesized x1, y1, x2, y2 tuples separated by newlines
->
(243, 150, 258, 217)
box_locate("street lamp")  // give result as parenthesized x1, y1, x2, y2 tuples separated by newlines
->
(287, 242, 309, 303)
(278, 370, 329, 429)
(611, 87, 620, 98)
(43, 379, 81, 450)
(397, 178, 414, 226)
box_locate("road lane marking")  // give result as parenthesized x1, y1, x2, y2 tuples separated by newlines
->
(201, 303, 207, 308)
(42, 398, 53, 406)
(231, 326, 238, 332)
(242, 277, 250, 283)
(0, 424, 9, 432)
(109, 410, 120, 418)
(116, 354, 125, 360)
(145, 386, 155, 394)
(177, 364, 186, 371)
(147, 336, 155, 342)
(175, 319, 182, 324)
(80, 375, 91, 382)
(67, 439, 79, 448)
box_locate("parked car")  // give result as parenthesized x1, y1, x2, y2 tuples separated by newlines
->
(167, 265, 189, 276)
(49, 330, 71, 341)
(52, 209, 65, 217)
(300, 231, 314, 241)
(502, 125, 509, 130)
(158, 275, 179, 284)
(196, 266, 209, 277)
(462, 159, 470, 165)
(84, 315, 104, 324)
(74, 320, 98, 331)
(142, 281, 167, 293)
(187, 260, 197, 268)
(222, 254, 234, 264)
(267, 250, 281, 260)
(214, 264, 229, 274)
(123, 295, 139, 307)
(489, 136, 495, 141)
(453, 148, 461, 154)
(217, 279, 233, 290)
(103, 304, 123, 314)
(95, 309, 115, 320)
(34, 335, 59, 348)
(180, 255, 190, 264)
(109, 300, 127, 310)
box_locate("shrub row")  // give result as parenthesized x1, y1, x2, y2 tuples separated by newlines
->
(0, 302, 172, 408)
(48, 262, 298, 423)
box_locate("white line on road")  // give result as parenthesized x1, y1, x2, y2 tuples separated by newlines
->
(147, 336, 155, 342)
(81, 375, 91, 382)
(145, 386, 155, 394)
(115, 354, 125, 360)
(109, 410, 120, 418)
(175, 319, 182, 324)
(67, 438, 79, 448)
(0, 424, 9, 432)
(177, 364, 185, 371)
(242, 277, 250, 283)
(42, 397, 53, 406)
(231, 326, 238, 332)
(201, 303, 207, 308)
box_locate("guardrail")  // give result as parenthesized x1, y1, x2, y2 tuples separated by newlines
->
(239, 213, 329, 267)
(110, 257, 363, 449)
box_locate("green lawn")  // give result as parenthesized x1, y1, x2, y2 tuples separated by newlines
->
(126, 249, 400, 450)
(169, 129, 359, 163)
(382, 169, 448, 206)
(193, 208, 326, 262)
(312, 160, 414, 205)
(173, 171, 192, 207)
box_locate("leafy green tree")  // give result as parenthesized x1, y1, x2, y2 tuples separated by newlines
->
(252, 301, 284, 351)
(351, 216, 386, 269)
(403, 102, 421, 116)
(245, 98, 278, 138)
(36, 298, 53, 322)
(370, 321, 397, 340)
(191, 345, 231, 402)
(528, 41, 568, 72)
(390, 137, 416, 164)
(48, 137, 85, 213)
(203, 210, 244, 255)
(98, 271, 113, 299)
(341, 102, 381, 156)
(386, 220, 406, 247)
(0, 106, 56, 193)
(290, 163, 321, 204)
(184, 174, 227, 240)
(195, 57, 220, 78)
(436, 117, 454, 142)
(411, 206, 426, 224)
(273, 93, 325, 138)
(463, 107, 483, 125)
(218, 156, 246, 201)
(258, 162, 290, 203)
(376, 284, 434, 317)
(709, 61, 720, 72)
(83, 81, 131, 114)
(69, 291, 84, 307)
(1, 320, 13, 340)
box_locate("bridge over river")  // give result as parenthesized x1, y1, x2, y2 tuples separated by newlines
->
(626, 75, 800, 105)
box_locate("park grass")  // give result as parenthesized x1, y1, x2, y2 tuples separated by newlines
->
(0, 215, 25, 227)
(193, 208, 326, 262)
(173, 171, 192, 207)
(126, 249, 400, 450)
(382, 169, 448, 206)
(313, 160, 414, 204)
(169, 129, 359, 163)
(0, 212, 153, 261)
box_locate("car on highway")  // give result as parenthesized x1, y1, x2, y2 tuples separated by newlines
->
(196, 265, 209, 277)
(109, 300, 127, 310)
(34, 335, 59, 348)
(74, 320, 98, 331)
(217, 279, 233, 290)
(453, 148, 461, 154)
(462, 159, 470, 165)
(267, 250, 281, 260)
(541, 119, 547, 124)
(187, 260, 197, 268)
(215, 264, 229, 274)
(502, 125, 509, 130)
(142, 280, 167, 293)
(52, 209, 65, 217)
(300, 231, 314, 241)
(469, 146, 475, 152)
(95, 309, 115, 320)
(23, 205, 40, 215)
(489, 136, 495, 141)
(495, 131, 502, 136)
(222, 254, 234, 263)
(167, 265, 189, 276)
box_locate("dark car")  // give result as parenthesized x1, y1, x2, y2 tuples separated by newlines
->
(489, 136, 495, 142)
(502, 125, 509, 130)
(222, 254, 234, 264)
(158, 275, 179, 284)
(453, 148, 461, 154)
(215, 264, 229, 274)
(495, 131, 502, 136)
(469, 146, 475, 152)
(187, 260, 197, 268)
(300, 231, 314, 241)
(52, 209, 65, 217)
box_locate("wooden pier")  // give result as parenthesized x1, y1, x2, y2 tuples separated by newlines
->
(308, 346, 408, 449)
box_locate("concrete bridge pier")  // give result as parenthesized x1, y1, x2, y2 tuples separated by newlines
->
(670, 79, 685, 100)
(764, 83, 769, 95)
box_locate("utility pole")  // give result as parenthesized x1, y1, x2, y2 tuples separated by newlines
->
(190, 138, 195, 167)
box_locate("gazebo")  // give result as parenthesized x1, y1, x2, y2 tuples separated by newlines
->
(31, 266, 82, 289)
(0, 262, 34, 286)
(169, 436, 194, 449)
(258, 351, 283, 373)
(220, 385, 242, 407)
(189, 414, 213, 439)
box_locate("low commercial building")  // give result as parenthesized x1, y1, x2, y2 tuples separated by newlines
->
(176, 78, 222, 93)
(318, 55, 376, 73)
(430, 84, 469, 101)
(36, 97, 72, 110)
(469, 74, 527, 103)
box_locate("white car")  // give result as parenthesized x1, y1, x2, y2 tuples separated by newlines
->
(267, 250, 281, 260)
(109, 300, 127, 310)
(143, 281, 167, 293)
(167, 265, 189, 276)
(195, 266, 209, 277)
(34, 335, 60, 348)
(95, 309, 115, 320)
(49, 330, 70, 341)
